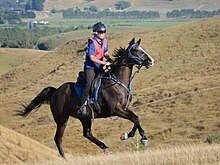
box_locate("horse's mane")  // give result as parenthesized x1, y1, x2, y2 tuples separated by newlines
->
(112, 47, 127, 64)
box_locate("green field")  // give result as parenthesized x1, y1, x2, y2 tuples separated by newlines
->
(21, 16, 191, 50)
(42, 13, 190, 29)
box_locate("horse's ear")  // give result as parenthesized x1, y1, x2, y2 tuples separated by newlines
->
(136, 38, 141, 45)
(129, 38, 135, 45)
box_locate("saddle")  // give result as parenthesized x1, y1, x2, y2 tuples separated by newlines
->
(74, 71, 103, 112)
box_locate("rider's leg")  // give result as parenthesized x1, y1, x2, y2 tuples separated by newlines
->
(78, 68, 96, 114)
(83, 68, 96, 103)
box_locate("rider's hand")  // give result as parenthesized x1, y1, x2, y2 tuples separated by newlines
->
(106, 57, 113, 63)
(105, 61, 111, 66)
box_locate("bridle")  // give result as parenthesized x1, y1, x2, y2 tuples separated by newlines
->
(127, 43, 146, 68)
(106, 43, 147, 69)
(103, 43, 148, 110)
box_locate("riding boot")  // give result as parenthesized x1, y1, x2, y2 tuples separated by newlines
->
(78, 89, 88, 115)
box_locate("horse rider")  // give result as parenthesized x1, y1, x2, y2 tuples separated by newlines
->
(78, 22, 112, 115)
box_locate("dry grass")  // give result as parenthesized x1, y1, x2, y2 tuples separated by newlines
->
(0, 125, 60, 165)
(1, 123, 219, 165)
(34, 143, 220, 165)
(0, 16, 219, 164)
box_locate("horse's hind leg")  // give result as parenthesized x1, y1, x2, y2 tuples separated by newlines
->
(54, 115, 69, 158)
(115, 107, 148, 146)
(51, 83, 71, 158)
(80, 119, 109, 150)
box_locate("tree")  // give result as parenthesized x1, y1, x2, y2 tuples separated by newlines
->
(166, 8, 220, 18)
(88, 6, 98, 12)
(0, 13, 5, 24)
(115, 1, 131, 10)
(25, 4, 31, 11)
(21, 11, 36, 18)
(32, 0, 45, 11)
(2, 11, 21, 23)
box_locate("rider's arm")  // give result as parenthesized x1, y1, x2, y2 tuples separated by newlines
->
(90, 56, 110, 66)
(103, 41, 113, 62)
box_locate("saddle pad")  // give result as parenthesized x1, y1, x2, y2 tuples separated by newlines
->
(74, 84, 83, 100)
(73, 78, 102, 104)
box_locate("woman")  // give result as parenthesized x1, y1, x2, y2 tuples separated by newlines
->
(79, 22, 112, 115)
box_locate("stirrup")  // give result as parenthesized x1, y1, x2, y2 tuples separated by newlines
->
(78, 102, 87, 115)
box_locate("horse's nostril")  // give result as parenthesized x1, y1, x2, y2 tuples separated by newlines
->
(148, 59, 152, 63)
(150, 62, 154, 66)
(147, 59, 154, 66)
(148, 57, 154, 64)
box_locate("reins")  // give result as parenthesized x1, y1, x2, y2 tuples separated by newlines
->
(103, 64, 141, 110)
(101, 43, 144, 110)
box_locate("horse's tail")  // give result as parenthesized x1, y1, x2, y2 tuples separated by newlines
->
(16, 87, 56, 117)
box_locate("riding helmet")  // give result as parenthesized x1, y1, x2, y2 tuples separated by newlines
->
(92, 22, 106, 33)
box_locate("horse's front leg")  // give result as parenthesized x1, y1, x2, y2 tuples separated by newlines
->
(115, 107, 148, 146)
(80, 119, 109, 150)
(120, 124, 137, 140)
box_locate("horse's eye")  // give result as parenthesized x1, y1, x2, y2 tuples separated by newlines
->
(133, 47, 139, 52)
(134, 46, 139, 50)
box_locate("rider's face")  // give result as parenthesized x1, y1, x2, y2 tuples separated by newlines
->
(97, 32, 106, 39)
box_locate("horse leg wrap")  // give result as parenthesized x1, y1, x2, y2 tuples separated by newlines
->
(120, 132, 128, 140)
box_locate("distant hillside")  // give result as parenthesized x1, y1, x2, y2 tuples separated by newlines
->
(0, 16, 219, 160)
(44, 0, 220, 12)
(0, 48, 47, 76)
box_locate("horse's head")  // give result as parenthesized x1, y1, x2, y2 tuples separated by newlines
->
(127, 38, 154, 69)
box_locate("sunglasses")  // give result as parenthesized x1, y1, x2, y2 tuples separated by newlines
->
(97, 31, 106, 34)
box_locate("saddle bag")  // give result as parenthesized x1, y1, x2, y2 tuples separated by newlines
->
(76, 71, 85, 87)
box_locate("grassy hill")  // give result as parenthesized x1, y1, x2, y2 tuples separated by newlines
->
(42, 0, 220, 20)
(0, 125, 60, 164)
(0, 16, 219, 163)
(0, 48, 47, 76)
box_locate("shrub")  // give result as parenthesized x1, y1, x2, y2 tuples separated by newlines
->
(204, 135, 220, 144)
(115, 1, 131, 10)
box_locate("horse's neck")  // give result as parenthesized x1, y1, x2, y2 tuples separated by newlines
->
(112, 66, 133, 87)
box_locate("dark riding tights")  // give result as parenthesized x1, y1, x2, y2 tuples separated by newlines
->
(82, 68, 101, 104)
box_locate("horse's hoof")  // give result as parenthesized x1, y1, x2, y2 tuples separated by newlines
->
(120, 132, 128, 140)
(141, 139, 148, 146)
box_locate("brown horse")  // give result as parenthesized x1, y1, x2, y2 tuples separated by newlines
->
(17, 38, 154, 158)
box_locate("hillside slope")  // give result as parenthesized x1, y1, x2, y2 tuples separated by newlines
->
(0, 125, 60, 164)
(0, 16, 219, 157)
(1, 124, 219, 164)
(0, 48, 47, 76)
(44, 0, 220, 11)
